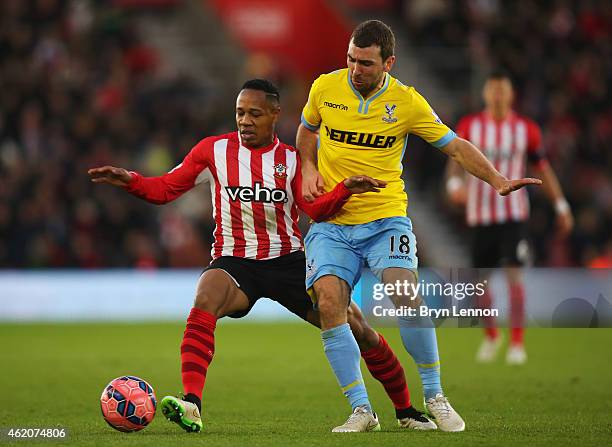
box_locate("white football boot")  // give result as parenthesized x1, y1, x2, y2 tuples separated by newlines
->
(425, 393, 465, 432)
(476, 335, 503, 363)
(506, 344, 527, 365)
(332, 405, 381, 432)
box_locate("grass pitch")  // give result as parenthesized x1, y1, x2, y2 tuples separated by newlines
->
(0, 322, 611, 446)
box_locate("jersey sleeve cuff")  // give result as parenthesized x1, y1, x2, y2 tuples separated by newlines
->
(334, 181, 352, 199)
(124, 171, 142, 192)
(300, 114, 320, 132)
(431, 130, 457, 148)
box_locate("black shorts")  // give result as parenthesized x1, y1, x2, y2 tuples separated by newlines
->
(203, 250, 313, 319)
(470, 222, 529, 268)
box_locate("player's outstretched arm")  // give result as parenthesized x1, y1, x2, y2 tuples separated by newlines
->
(88, 141, 208, 205)
(296, 123, 324, 202)
(88, 164, 192, 205)
(440, 137, 542, 196)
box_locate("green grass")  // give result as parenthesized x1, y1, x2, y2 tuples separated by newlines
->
(0, 323, 611, 446)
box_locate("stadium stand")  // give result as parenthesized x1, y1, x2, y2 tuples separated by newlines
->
(1, 0, 609, 267)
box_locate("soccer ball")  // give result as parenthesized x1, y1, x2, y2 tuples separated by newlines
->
(100, 376, 157, 432)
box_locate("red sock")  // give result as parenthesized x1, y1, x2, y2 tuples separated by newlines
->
(478, 289, 499, 340)
(181, 308, 217, 400)
(361, 334, 411, 410)
(509, 283, 525, 345)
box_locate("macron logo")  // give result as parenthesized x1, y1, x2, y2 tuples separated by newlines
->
(324, 101, 349, 111)
(226, 182, 288, 203)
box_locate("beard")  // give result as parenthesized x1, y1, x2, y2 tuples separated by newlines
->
(354, 73, 385, 98)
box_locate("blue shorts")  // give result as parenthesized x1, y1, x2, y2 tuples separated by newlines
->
(304, 216, 418, 292)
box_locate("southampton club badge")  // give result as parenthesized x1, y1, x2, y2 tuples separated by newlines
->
(274, 163, 288, 179)
(382, 103, 398, 123)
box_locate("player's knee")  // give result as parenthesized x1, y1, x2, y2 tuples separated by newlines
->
(316, 292, 347, 328)
(193, 270, 232, 317)
(314, 277, 350, 327)
(315, 285, 342, 312)
(193, 290, 224, 317)
(316, 294, 342, 318)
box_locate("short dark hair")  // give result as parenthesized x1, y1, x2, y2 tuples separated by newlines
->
(487, 69, 512, 82)
(241, 79, 280, 104)
(351, 20, 395, 61)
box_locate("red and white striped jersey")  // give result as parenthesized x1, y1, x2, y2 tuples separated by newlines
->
(456, 111, 545, 226)
(125, 132, 352, 260)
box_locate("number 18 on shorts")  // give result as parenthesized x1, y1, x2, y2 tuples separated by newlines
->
(304, 216, 419, 291)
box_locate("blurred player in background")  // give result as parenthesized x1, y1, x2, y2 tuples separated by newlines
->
(89, 79, 434, 433)
(297, 20, 543, 432)
(446, 71, 574, 364)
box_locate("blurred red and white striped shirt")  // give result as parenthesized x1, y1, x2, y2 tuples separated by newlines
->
(125, 132, 351, 260)
(456, 111, 546, 226)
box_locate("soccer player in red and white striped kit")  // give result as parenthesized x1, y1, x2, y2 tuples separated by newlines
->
(446, 71, 573, 364)
(89, 79, 436, 432)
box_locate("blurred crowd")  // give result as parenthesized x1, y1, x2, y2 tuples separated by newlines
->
(399, 0, 612, 266)
(0, 0, 226, 268)
(1, 0, 610, 268)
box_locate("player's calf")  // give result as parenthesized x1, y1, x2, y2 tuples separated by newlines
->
(347, 303, 380, 351)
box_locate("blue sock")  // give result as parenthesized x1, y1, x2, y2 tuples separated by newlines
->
(321, 323, 371, 411)
(398, 315, 443, 400)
